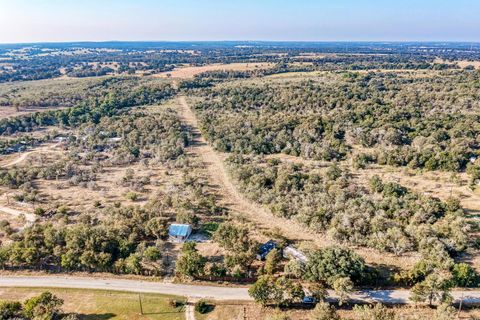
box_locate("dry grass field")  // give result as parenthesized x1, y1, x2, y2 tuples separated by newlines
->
(155, 62, 274, 79)
(196, 301, 480, 320)
(435, 58, 480, 69)
(0, 287, 186, 320)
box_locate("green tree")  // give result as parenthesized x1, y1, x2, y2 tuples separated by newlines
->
(305, 247, 366, 285)
(0, 301, 22, 319)
(264, 248, 281, 275)
(143, 246, 162, 262)
(175, 243, 206, 279)
(284, 259, 304, 279)
(124, 254, 142, 274)
(23, 292, 64, 320)
(353, 304, 395, 320)
(410, 272, 453, 306)
(275, 276, 304, 306)
(249, 275, 275, 306)
(309, 301, 340, 320)
(452, 263, 478, 287)
(332, 277, 353, 306)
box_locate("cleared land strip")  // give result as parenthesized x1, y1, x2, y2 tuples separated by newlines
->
(176, 96, 329, 244)
(2, 276, 480, 305)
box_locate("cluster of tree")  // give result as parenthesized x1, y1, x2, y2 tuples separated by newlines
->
(395, 242, 480, 304)
(226, 156, 471, 258)
(0, 135, 45, 155)
(0, 159, 97, 189)
(0, 63, 62, 83)
(249, 246, 368, 308)
(71, 108, 189, 163)
(0, 108, 189, 192)
(193, 70, 480, 173)
(65, 65, 114, 78)
(0, 80, 175, 135)
(0, 291, 77, 320)
(0, 214, 162, 274)
(248, 275, 305, 307)
(175, 223, 258, 280)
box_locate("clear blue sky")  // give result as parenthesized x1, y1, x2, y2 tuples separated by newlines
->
(0, 0, 479, 43)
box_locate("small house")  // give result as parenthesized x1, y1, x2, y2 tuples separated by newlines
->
(168, 223, 193, 242)
(256, 240, 277, 260)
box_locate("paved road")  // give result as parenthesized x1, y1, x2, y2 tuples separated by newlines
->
(2, 276, 480, 305)
(0, 276, 250, 301)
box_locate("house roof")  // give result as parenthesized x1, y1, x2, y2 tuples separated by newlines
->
(169, 224, 192, 237)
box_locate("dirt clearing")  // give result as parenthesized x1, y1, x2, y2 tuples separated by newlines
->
(155, 63, 274, 79)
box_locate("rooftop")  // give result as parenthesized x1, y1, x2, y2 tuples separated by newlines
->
(168, 223, 192, 237)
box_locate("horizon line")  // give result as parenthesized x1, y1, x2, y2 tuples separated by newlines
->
(1, 40, 480, 46)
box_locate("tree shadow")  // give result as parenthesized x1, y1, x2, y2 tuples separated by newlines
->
(197, 303, 216, 314)
(78, 313, 116, 320)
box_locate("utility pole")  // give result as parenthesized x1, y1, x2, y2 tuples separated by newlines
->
(457, 292, 464, 319)
(138, 293, 144, 315)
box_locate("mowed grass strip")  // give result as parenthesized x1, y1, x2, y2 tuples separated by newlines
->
(0, 287, 186, 320)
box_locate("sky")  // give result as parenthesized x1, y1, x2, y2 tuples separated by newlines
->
(0, 0, 479, 43)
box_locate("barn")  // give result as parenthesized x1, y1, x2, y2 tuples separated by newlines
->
(168, 223, 193, 242)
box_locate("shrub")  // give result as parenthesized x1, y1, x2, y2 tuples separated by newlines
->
(34, 207, 46, 216)
(194, 300, 213, 314)
(125, 191, 139, 201)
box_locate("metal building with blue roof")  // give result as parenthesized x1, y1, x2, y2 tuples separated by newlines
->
(168, 223, 193, 242)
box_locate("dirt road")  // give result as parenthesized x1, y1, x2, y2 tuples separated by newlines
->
(185, 299, 196, 320)
(1, 152, 31, 168)
(0, 204, 36, 223)
(0, 142, 64, 224)
(0, 142, 62, 168)
(176, 96, 327, 244)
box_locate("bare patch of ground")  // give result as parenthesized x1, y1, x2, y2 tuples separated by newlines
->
(435, 58, 480, 69)
(155, 63, 274, 79)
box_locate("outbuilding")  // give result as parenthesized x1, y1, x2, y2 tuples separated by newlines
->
(168, 223, 193, 242)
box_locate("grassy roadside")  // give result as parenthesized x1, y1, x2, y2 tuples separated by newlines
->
(0, 287, 186, 320)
